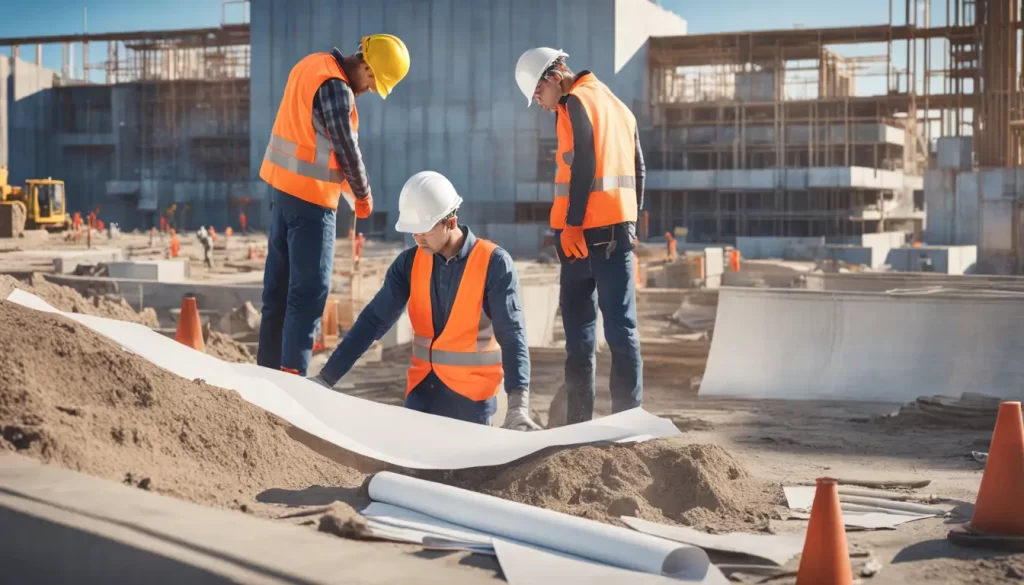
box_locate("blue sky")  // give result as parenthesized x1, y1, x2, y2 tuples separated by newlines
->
(1, 0, 930, 94)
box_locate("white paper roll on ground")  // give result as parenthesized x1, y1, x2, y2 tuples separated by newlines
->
(367, 471, 713, 579)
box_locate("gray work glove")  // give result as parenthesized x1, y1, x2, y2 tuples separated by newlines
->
(306, 373, 332, 389)
(502, 389, 542, 431)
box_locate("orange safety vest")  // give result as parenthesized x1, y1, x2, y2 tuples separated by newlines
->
(551, 73, 638, 230)
(259, 52, 359, 211)
(406, 238, 504, 401)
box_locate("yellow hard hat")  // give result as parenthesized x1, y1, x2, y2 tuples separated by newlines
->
(361, 34, 410, 99)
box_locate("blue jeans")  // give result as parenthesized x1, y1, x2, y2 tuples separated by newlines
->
(404, 372, 496, 425)
(556, 224, 643, 424)
(257, 188, 337, 376)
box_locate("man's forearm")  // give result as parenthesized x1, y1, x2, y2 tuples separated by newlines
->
(634, 128, 646, 212)
(317, 79, 371, 200)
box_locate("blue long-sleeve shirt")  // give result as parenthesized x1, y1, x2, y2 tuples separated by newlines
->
(319, 226, 530, 396)
(558, 71, 645, 228)
(312, 48, 371, 201)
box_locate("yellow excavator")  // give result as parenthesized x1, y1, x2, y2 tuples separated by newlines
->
(0, 167, 72, 236)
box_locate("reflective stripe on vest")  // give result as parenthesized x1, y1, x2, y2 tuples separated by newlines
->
(405, 238, 504, 401)
(258, 52, 358, 211)
(263, 116, 345, 183)
(550, 73, 638, 230)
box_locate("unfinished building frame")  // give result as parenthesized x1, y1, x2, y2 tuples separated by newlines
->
(0, 18, 251, 229)
(644, 0, 1022, 243)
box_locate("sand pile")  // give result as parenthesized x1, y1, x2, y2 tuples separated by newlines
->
(0, 299, 360, 513)
(426, 439, 783, 533)
(0, 273, 159, 327)
(202, 322, 256, 364)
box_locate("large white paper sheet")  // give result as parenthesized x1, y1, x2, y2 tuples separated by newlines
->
(783, 486, 937, 529)
(493, 539, 728, 585)
(621, 517, 804, 566)
(367, 471, 723, 581)
(6, 289, 680, 470)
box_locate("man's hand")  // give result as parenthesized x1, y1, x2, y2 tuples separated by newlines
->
(559, 226, 588, 259)
(502, 390, 542, 431)
(306, 373, 333, 389)
(355, 194, 373, 219)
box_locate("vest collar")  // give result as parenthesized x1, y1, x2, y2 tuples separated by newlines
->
(559, 70, 594, 105)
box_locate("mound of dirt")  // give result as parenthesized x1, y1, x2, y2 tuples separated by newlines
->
(0, 299, 360, 514)
(425, 439, 783, 533)
(0, 273, 159, 327)
(202, 322, 256, 364)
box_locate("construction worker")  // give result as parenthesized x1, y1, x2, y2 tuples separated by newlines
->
(515, 48, 645, 424)
(665, 231, 677, 262)
(354, 231, 365, 269)
(308, 171, 540, 431)
(257, 35, 411, 376)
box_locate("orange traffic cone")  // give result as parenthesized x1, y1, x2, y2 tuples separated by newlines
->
(961, 401, 1024, 535)
(795, 478, 852, 585)
(174, 294, 205, 352)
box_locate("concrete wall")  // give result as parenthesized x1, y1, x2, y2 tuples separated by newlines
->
(736, 236, 824, 261)
(924, 166, 1024, 273)
(249, 0, 686, 253)
(1, 57, 59, 182)
(885, 245, 977, 275)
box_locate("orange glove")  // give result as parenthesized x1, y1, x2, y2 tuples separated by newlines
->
(355, 194, 373, 219)
(559, 226, 588, 259)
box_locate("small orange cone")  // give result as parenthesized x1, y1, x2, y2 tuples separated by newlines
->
(174, 294, 205, 352)
(795, 478, 852, 585)
(965, 401, 1024, 535)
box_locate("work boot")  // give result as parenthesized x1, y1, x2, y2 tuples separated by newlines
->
(546, 383, 568, 429)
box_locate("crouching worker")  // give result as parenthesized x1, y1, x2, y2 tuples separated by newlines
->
(307, 171, 541, 431)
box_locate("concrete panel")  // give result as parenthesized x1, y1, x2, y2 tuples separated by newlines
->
(701, 287, 1024, 403)
(47, 248, 126, 273)
(0, 454, 497, 585)
(936, 136, 973, 170)
(736, 237, 824, 261)
(953, 171, 980, 245)
(703, 247, 725, 277)
(885, 245, 977, 274)
(821, 245, 874, 267)
(106, 260, 191, 282)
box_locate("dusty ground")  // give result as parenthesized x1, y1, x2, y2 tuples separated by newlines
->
(0, 232, 1020, 584)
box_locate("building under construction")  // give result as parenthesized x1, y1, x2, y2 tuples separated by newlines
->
(2, 0, 1022, 261)
(0, 18, 250, 231)
(642, 0, 1022, 246)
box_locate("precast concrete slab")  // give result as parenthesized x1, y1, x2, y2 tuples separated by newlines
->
(700, 287, 1024, 403)
(0, 454, 500, 585)
(106, 259, 191, 282)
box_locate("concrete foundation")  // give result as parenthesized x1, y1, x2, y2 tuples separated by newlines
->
(0, 453, 498, 584)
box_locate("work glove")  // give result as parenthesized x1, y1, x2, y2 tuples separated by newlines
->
(502, 390, 543, 431)
(306, 373, 333, 389)
(355, 194, 373, 220)
(559, 226, 588, 259)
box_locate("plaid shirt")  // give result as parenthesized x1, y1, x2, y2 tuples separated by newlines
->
(311, 48, 371, 201)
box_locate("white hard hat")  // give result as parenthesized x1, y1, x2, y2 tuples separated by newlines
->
(515, 47, 568, 107)
(395, 171, 464, 234)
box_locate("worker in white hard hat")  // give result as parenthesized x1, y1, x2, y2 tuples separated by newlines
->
(257, 35, 411, 378)
(308, 171, 541, 431)
(514, 48, 645, 425)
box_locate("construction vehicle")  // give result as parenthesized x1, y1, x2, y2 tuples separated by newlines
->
(0, 167, 72, 235)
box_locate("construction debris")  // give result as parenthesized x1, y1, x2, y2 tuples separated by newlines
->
(202, 321, 256, 364)
(876, 393, 1004, 429)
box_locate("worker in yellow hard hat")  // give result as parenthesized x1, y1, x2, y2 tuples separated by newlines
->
(258, 34, 410, 377)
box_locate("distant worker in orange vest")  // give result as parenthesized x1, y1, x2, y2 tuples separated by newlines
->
(354, 231, 365, 269)
(665, 231, 677, 262)
(308, 172, 540, 430)
(239, 211, 247, 233)
(516, 48, 646, 425)
(257, 35, 411, 376)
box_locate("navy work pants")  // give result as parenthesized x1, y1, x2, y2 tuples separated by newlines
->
(257, 188, 337, 376)
(556, 224, 643, 424)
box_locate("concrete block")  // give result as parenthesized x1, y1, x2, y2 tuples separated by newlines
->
(105, 260, 190, 282)
(703, 247, 725, 277)
(51, 248, 126, 274)
(737, 237, 824, 261)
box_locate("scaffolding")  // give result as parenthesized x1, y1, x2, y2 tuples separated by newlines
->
(645, 0, 1023, 241)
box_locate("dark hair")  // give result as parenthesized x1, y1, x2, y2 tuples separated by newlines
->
(443, 207, 459, 222)
(541, 56, 573, 84)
